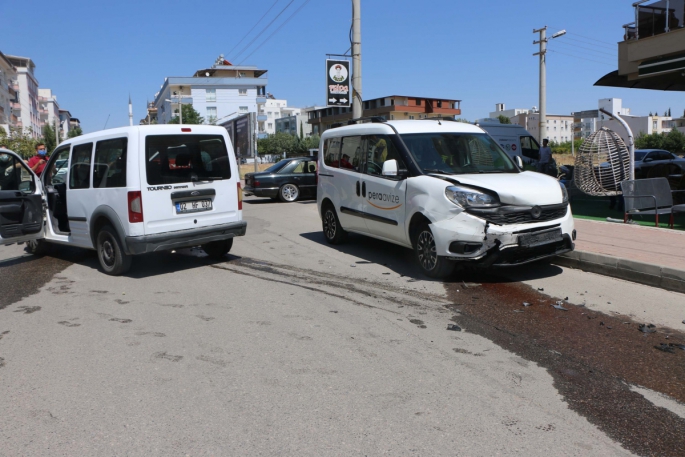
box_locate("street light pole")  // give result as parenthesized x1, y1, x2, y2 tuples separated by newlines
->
(352, 0, 362, 119)
(533, 27, 565, 144)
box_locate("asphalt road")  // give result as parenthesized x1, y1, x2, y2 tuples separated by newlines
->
(1, 194, 684, 456)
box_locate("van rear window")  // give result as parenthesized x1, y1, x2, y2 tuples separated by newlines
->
(145, 134, 231, 185)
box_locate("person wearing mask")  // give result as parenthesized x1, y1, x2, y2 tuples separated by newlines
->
(537, 139, 552, 175)
(27, 143, 49, 176)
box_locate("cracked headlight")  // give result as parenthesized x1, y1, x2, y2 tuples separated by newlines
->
(445, 185, 500, 208)
(559, 181, 568, 203)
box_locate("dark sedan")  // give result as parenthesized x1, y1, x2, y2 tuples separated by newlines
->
(243, 156, 317, 202)
(634, 149, 685, 179)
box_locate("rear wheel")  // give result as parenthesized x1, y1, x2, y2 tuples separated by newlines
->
(25, 239, 50, 256)
(322, 204, 347, 244)
(202, 238, 233, 259)
(279, 183, 299, 202)
(97, 225, 132, 276)
(414, 223, 454, 279)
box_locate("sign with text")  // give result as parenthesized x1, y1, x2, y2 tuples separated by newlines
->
(326, 59, 350, 107)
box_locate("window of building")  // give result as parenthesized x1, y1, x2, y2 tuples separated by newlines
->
(268, 123, 272, 129)
(437, 101, 442, 108)
(206, 106, 217, 120)
(379, 99, 385, 107)
(416, 99, 422, 106)
(239, 72, 247, 77)
(206, 89, 216, 102)
(239, 106, 248, 113)
(409, 115, 415, 120)
(239, 89, 247, 96)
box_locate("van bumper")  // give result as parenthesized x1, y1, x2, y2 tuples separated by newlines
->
(125, 221, 247, 255)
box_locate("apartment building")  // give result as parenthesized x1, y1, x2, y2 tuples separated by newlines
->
(6, 55, 41, 138)
(275, 106, 324, 137)
(151, 55, 268, 132)
(489, 103, 531, 120)
(0, 51, 17, 134)
(38, 88, 60, 133)
(307, 95, 461, 135)
(510, 111, 574, 144)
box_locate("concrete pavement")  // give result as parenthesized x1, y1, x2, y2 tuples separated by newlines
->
(554, 218, 685, 293)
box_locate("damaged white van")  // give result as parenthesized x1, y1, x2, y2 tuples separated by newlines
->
(0, 125, 246, 275)
(317, 118, 575, 278)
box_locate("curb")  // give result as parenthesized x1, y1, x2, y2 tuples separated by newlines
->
(551, 250, 685, 294)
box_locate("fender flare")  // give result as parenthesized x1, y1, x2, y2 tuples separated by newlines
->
(89, 205, 130, 254)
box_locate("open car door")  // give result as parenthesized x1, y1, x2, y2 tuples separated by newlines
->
(0, 148, 45, 246)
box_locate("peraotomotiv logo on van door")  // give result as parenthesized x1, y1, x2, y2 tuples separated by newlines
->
(367, 191, 402, 210)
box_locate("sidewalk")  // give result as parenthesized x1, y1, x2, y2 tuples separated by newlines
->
(552, 218, 685, 293)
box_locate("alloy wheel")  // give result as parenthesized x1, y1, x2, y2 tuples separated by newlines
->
(324, 210, 337, 240)
(281, 184, 299, 202)
(416, 230, 437, 271)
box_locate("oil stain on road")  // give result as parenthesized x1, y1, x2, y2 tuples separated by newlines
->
(444, 274, 685, 457)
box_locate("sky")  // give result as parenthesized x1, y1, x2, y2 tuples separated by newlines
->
(2, 0, 683, 134)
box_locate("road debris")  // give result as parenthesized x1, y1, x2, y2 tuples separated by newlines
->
(654, 343, 676, 354)
(447, 323, 462, 331)
(462, 281, 481, 289)
(537, 287, 544, 291)
(514, 310, 525, 313)
(522, 302, 532, 307)
(638, 324, 656, 334)
(552, 303, 568, 311)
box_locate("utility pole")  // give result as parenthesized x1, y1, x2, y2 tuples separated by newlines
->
(533, 26, 565, 144)
(352, 0, 362, 119)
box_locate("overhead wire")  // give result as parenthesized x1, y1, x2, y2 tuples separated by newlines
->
(231, 0, 296, 62)
(225, 0, 282, 59)
(546, 49, 615, 67)
(238, 0, 313, 65)
(550, 40, 616, 57)
(563, 36, 617, 51)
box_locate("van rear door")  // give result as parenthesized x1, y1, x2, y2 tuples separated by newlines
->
(140, 131, 239, 236)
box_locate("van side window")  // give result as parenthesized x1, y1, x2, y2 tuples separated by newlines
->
(45, 147, 70, 186)
(69, 143, 93, 189)
(93, 138, 128, 188)
(363, 135, 405, 177)
(520, 136, 540, 161)
(323, 138, 341, 167)
(339, 136, 362, 171)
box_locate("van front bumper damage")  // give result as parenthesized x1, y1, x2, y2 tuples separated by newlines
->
(125, 221, 247, 255)
(429, 205, 574, 268)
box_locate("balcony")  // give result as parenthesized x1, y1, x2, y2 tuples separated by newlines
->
(256, 97, 267, 104)
(257, 114, 268, 122)
(623, 0, 685, 40)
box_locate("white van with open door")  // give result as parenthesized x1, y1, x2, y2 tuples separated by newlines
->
(0, 125, 246, 275)
(476, 119, 541, 169)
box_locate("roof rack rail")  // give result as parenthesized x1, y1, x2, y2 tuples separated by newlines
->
(347, 116, 387, 125)
(417, 116, 458, 122)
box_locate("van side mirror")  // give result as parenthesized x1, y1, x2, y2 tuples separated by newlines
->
(382, 159, 398, 176)
(515, 156, 524, 169)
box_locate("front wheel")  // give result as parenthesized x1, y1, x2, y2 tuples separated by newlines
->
(279, 183, 299, 202)
(97, 225, 132, 276)
(414, 223, 454, 279)
(322, 205, 347, 244)
(202, 238, 233, 259)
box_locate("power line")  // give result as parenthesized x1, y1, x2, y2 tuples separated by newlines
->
(231, 0, 296, 62)
(226, 0, 282, 59)
(546, 49, 615, 67)
(238, 0, 313, 65)
(551, 40, 616, 57)
(566, 31, 617, 46)
(563, 36, 616, 51)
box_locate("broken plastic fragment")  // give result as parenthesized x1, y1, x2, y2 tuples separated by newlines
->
(552, 304, 568, 311)
(538, 288, 544, 291)
(447, 324, 462, 331)
(654, 343, 675, 353)
(522, 302, 532, 307)
(638, 324, 656, 334)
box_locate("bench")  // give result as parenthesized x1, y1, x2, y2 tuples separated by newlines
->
(621, 177, 685, 228)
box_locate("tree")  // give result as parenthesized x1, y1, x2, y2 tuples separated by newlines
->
(649, 112, 653, 116)
(67, 127, 83, 138)
(668, 108, 672, 117)
(662, 128, 685, 154)
(299, 121, 304, 140)
(497, 115, 511, 124)
(42, 124, 57, 153)
(0, 127, 40, 159)
(634, 132, 665, 150)
(168, 104, 204, 125)
(454, 118, 471, 124)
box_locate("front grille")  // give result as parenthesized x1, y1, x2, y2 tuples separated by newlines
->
(467, 203, 568, 225)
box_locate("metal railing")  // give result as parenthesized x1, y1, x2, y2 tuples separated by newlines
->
(624, 0, 685, 40)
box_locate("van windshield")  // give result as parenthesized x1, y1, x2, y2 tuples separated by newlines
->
(145, 134, 231, 185)
(401, 133, 518, 174)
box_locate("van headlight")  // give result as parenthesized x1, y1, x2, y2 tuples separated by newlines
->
(559, 182, 568, 203)
(445, 186, 500, 208)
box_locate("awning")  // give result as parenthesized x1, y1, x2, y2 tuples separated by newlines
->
(594, 69, 685, 91)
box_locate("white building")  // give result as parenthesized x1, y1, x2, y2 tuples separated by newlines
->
(151, 55, 268, 133)
(574, 98, 632, 139)
(489, 103, 531, 120)
(510, 111, 574, 144)
(603, 115, 672, 146)
(0, 51, 17, 135)
(38, 88, 60, 135)
(275, 106, 324, 137)
(6, 55, 40, 138)
(260, 97, 298, 135)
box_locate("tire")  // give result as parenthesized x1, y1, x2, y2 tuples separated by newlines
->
(279, 183, 299, 202)
(414, 223, 455, 279)
(322, 204, 347, 245)
(25, 239, 50, 256)
(202, 238, 233, 259)
(96, 225, 132, 276)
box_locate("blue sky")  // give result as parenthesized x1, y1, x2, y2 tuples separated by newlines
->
(2, 0, 682, 133)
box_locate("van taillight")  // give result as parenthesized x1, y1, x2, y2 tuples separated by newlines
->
(128, 191, 144, 223)
(237, 182, 243, 211)
(253, 180, 260, 187)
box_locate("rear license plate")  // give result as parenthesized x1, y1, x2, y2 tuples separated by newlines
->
(175, 199, 212, 214)
(518, 228, 562, 248)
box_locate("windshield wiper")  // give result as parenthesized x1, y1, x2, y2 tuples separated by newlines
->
(192, 176, 224, 182)
(423, 168, 452, 174)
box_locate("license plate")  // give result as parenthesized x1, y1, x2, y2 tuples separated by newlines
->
(518, 228, 562, 248)
(175, 199, 212, 213)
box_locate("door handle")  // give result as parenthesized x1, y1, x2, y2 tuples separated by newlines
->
(356, 181, 360, 196)
(362, 182, 366, 198)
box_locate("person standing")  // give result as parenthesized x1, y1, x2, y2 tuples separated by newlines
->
(27, 143, 49, 176)
(537, 139, 552, 174)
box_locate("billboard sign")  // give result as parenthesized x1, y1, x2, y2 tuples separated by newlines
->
(326, 59, 350, 107)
